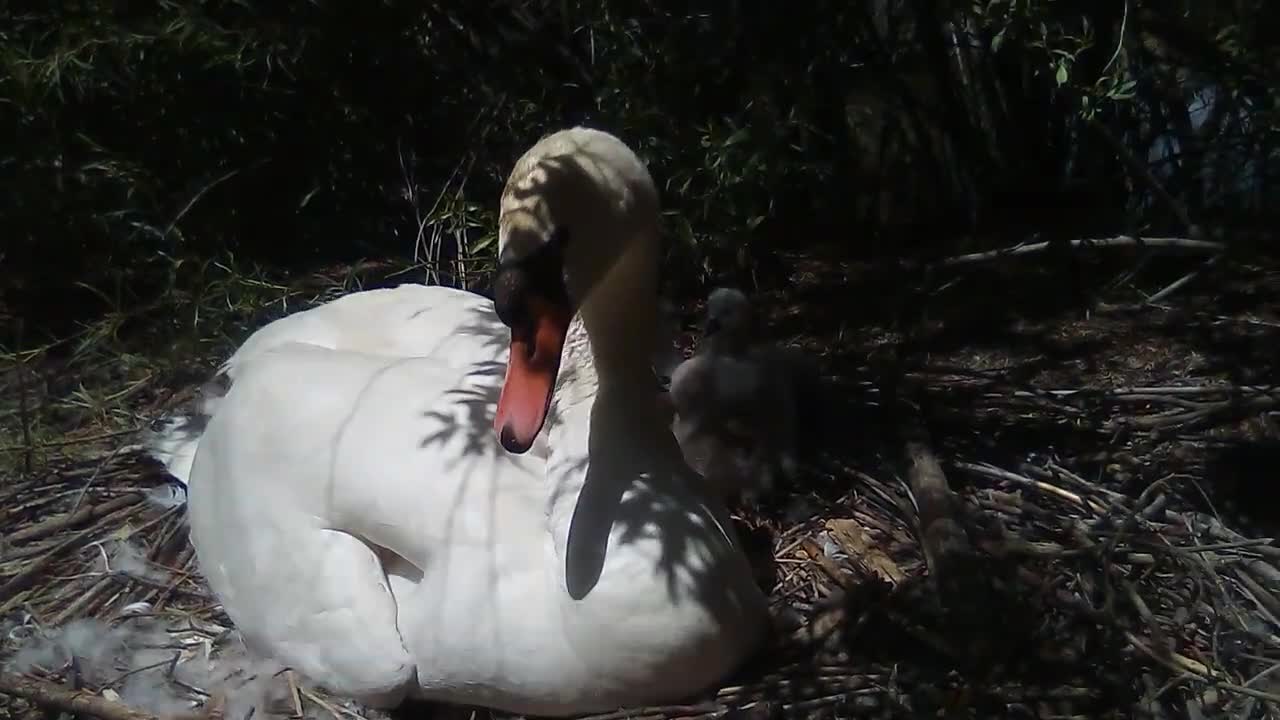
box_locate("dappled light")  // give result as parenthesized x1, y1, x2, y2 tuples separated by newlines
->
(4, 2, 1280, 720)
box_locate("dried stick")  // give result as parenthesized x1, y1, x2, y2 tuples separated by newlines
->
(1146, 254, 1225, 305)
(1086, 115, 1224, 305)
(939, 235, 1224, 267)
(955, 461, 1106, 514)
(880, 379, 992, 651)
(1116, 394, 1280, 431)
(298, 688, 368, 720)
(8, 493, 142, 544)
(573, 703, 725, 720)
(901, 426, 973, 594)
(0, 433, 142, 454)
(0, 501, 141, 608)
(272, 669, 300, 718)
(0, 531, 103, 606)
(0, 672, 196, 720)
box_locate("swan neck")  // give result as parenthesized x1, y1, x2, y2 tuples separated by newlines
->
(542, 324, 671, 547)
(578, 239, 661, 381)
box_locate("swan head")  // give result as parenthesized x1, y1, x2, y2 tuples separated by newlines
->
(491, 127, 660, 453)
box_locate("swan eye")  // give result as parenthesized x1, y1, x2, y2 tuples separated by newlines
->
(493, 266, 531, 329)
(493, 227, 573, 329)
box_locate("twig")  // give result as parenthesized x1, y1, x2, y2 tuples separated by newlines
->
(0, 500, 141, 609)
(1208, 682, 1280, 704)
(901, 430, 974, 597)
(0, 531, 102, 607)
(70, 442, 133, 515)
(1122, 578, 1169, 651)
(1244, 659, 1280, 689)
(8, 493, 143, 544)
(1170, 539, 1276, 553)
(1124, 631, 1214, 678)
(161, 168, 241, 242)
(1191, 513, 1280, 561)
(1039, 461, 1129, 502)
(285, 670, 304, 718)
(1100, 0, 1129, 75)
(1232, 568, 1280, 622)
(1116, 395, 1279, 431)
(49, 575, 117, 626)
(953, 461, 1105, 513)
(104, 656, 181, 689)
(1145, 254, 1224, 305)
(0, 430, 142, 454)
(298, 688, 368, 720)
(573, 702, 724, 720)
(938, 236, 1224, 267)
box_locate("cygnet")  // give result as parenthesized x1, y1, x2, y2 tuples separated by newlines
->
(668, 287, 815, 500)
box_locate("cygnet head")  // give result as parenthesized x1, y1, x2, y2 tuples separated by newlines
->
(491, 127, 661, 454)
(702, 287, 755, 354)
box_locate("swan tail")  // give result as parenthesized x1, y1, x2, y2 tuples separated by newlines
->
(144, 373, 230, 488)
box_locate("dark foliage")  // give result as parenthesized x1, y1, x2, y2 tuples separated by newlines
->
(3, 0, 1277, 342)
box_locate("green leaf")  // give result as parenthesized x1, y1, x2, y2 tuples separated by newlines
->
(298, 187, 320, 209)
(1055, 62, 1068, 86)
(724, 128, 749, 147)
(469, 233, 498, 254)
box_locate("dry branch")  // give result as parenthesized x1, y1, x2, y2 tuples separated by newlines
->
(9, 492, 143, 544)
(901, 432, 973, 594)
(0, 504, 137, 606)
(876, 376, 995, 656)
(0, 672, 193, 720)
(1110, 393, 1280, 431)
(939, 235, 1225, 267)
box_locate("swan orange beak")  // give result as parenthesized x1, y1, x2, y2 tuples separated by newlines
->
(494, 296, 572, 453)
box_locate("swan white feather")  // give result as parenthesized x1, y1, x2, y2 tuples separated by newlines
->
(146, 127, 768, 716)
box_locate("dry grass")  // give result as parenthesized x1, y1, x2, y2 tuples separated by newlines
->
(2, 250, 1279, 720)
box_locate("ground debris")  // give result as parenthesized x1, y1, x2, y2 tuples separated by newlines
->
(4, 254, 1279, 720)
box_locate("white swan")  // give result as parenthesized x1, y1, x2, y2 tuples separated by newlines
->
(146, 127, 769, 716)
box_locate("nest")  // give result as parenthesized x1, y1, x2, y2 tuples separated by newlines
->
(3, 384, 1278, 720)
(3, 257, 1280, 720)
